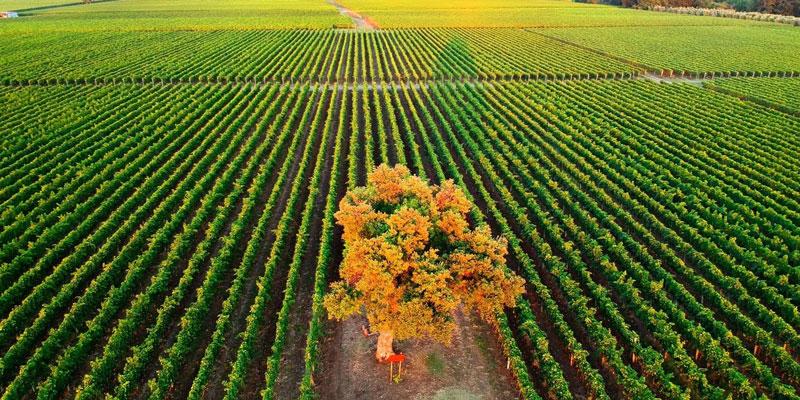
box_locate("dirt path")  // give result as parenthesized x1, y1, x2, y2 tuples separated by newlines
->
(327, 0, 378, 30)
(317, 309, 521, 400)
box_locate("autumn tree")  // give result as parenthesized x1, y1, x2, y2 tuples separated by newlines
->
(324, 164, 525, 362)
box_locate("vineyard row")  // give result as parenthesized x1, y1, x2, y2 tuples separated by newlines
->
(0, 79, 798, 399)
(0, 28, 644, 84)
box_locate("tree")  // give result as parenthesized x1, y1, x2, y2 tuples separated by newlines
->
(324, 164, 525, 362)
(759, 0, 798, 14)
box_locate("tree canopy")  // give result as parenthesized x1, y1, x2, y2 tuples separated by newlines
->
(324, 164, 524, 359)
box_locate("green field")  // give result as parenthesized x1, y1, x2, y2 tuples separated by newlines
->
(334, 0, 755, 27)
(2, 0, 349, 31)
(707, 77, 800, 113)
(1, 0, 799, 399)
(544, 25, 800, 76)
(0, 29, 641, 83)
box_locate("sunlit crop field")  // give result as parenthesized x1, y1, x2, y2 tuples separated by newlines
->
(1, 0, 799, 399)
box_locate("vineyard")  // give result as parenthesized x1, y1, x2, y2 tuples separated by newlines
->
(0, 29, 638, 84)
(1, 0, 800, 399)
(706, 77, 800, 114)
(543, 25, 800, 77)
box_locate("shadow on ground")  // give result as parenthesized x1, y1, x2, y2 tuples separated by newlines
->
(317, 309, 521, 400)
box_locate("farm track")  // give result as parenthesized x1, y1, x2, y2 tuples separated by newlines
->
(3, 37, 800, 399)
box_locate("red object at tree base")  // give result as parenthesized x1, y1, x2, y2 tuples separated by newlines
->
(386, 353, 406, 364)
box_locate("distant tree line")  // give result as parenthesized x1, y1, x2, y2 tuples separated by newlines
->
(580, 0, 799, 16)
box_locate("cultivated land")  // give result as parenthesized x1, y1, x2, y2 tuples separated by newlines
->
(1, 0, 799, 399)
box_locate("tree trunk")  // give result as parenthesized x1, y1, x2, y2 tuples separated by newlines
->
(376, 330, 394, 361)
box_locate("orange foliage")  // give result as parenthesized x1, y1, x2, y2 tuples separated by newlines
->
(324, 164, 525, 345)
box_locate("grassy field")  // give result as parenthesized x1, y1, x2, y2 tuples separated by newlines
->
(333, 0, 757, 27)
(1, 0, 800, 399)
(0, 29, 640, 83)
(2, 0, 761, 31)
(706, 77, 800, 113)
(1, 0, 349, 31)
(543, 24, 800, 76)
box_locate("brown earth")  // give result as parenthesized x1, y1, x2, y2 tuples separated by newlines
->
(317, 309, 522, 400)
(327, 0, 379, 30)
